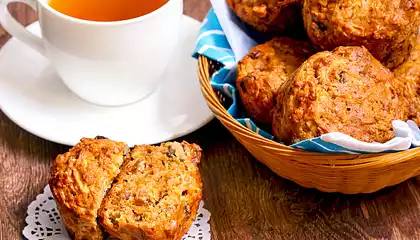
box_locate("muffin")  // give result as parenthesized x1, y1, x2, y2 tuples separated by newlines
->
(226, 0, 303, 33)
(303, 0, 420, 69)
(272, 46, 405, 145)
(99, 142, 202, 240)
(237, 37, 315, 124)
(394, 36, 420, 125)
(49, 137, 129, 240)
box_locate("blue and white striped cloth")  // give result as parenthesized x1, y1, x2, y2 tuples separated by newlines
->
(192, 6, 420, 154)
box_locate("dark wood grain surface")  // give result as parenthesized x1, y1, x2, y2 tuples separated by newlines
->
(1, 1, 420, 239)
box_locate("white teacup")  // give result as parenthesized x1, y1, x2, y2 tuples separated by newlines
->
(0, 0, 183, 106)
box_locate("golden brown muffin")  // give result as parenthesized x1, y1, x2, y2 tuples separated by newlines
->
(272, 46, 405, 145)
(394, 37, 420, 125)
(99, 141, 202, 240)
(49, 137, 129, 240)
(237, 37, 315, 124)
(226, 0, 303, 33)
(303, 0, 420, 69)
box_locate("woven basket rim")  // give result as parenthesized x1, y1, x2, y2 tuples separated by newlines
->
(198, 54, 420, 164)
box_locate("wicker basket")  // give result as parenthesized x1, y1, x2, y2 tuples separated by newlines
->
(198, 55, 420, 194)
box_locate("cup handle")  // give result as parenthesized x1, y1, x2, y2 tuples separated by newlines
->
(0, 0, 45, 55)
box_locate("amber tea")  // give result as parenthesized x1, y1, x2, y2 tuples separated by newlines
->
(49, 0, 168, 22)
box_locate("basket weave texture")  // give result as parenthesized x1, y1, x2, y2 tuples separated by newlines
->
(198, 55, 420, 194)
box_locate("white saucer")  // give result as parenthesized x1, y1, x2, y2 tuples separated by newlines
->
(0, 15, 213, 146)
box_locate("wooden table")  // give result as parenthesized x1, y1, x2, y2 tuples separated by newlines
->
(1, 1, 420, 239)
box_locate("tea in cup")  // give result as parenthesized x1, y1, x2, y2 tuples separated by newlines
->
(0, 0, 183, 106)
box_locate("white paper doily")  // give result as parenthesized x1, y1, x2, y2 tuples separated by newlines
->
(23, 185, 211, 240)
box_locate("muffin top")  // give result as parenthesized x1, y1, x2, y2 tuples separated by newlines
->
(226, 0, 303, 33)
(272, 46, 404, 144)
(393, 36, 420, 125)
(237, 37, 315, 124)
(303, 0, 420, 68)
